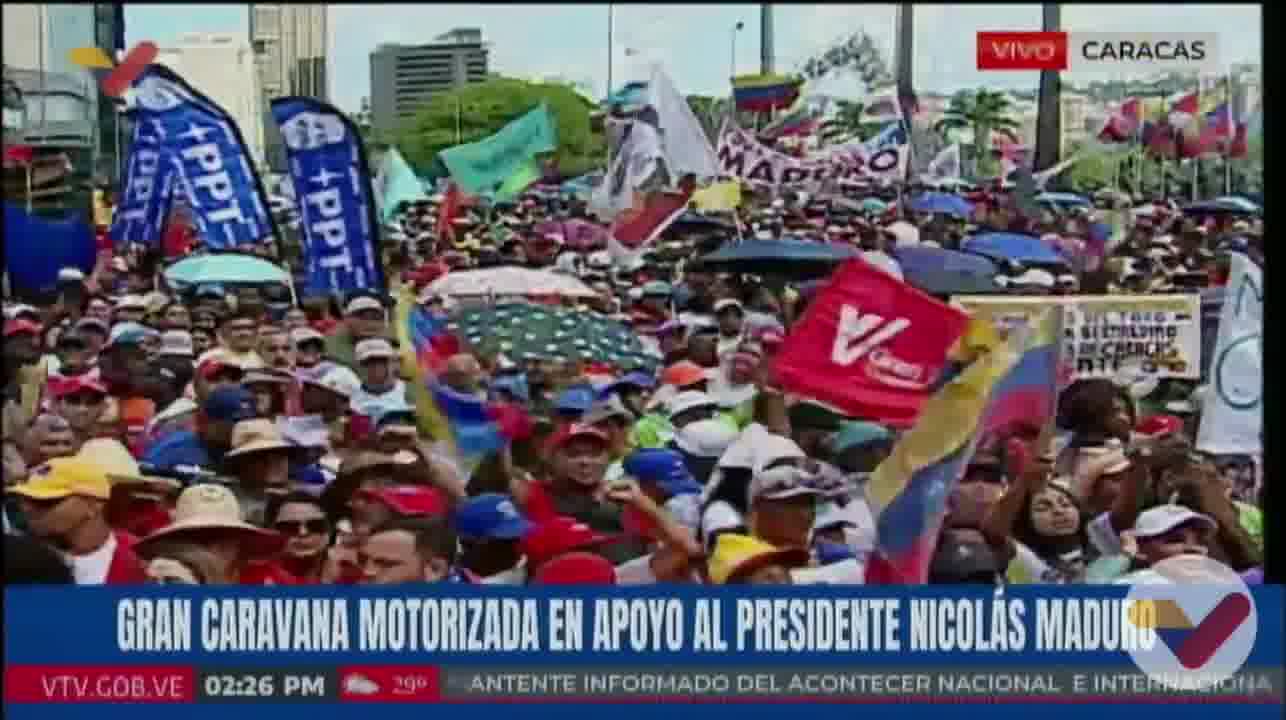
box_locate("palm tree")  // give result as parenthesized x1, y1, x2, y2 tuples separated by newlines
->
(816, 100, 887, 145)
(933, 89, 1020, 177)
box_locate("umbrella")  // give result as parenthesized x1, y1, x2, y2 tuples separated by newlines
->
(1036, 192, 1091, 209)
(860, 197, 889, 214)
(905, 191, 974, 217)
(671, 211, 734, 234)
(893, 246, 1000, 296)
(1182, 200, 1257, 217)
(164, 254, 290, 287)
(534, 219, 608, 251)
(691, 238, 860, 279)
(963, 232, 1068, 268)
(1213, 196, 1260, 213)
(427, 266, 599, 299)
(447, 303, 656, 369)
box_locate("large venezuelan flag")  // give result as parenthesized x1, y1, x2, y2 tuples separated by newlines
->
(398, 287, 527, 465)
(732, 74, 803, 113)
(979, 306, 1063, 436)
(864, 312, 1051, 584)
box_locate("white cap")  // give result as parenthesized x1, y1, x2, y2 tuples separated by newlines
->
(713, 298, 744, 314)
(753, 230, 774, 240)
(1132, 504, 1216, 540)
(355, 338, 396, 363)
(861, 250, 903, 280)
(750, 465, 822, 502)
(159, 330, 194, 357)
(291, 327, 324, 345)
(673, 418, 739, 458)
(115, 294, 148, 310)
(582, 394, 634, 426)
(1056, 273, 1078, 286)
(884, 220, 920, 247)
(344, 296, 384, 315)
(4, 304, 38, 320)
(667, 390, 718, 419)
(58, 267, 86, 282)
(1013, 269, 1056, 288)
(301, 365, 360, 399)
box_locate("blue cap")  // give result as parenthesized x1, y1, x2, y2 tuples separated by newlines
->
(622, 448, 702, 497)
(106, 322, 158, 349)
(598, 371, 656, 400)
(202, 386, 257, 423)
(290, 464, 328, 487)
(490, 373, 531, 404)
(555, 384, 596, 415)
(453, 493, 534, 540)
(815, 539, 857, 565)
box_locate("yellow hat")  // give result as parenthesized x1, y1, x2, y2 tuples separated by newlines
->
(707, 533, 810, 585)
(8, 457, 112, 501)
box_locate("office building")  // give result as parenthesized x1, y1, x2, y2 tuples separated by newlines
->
(249, 4, 328, 170)
(369, 28, 489, 137)
(156, 32, 266, 169)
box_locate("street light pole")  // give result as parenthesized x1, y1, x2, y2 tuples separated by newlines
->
(607, 4, 614, 100)
(731, 21, 744, 80)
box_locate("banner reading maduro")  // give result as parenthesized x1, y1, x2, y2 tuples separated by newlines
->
(954, 295, 1201, 380)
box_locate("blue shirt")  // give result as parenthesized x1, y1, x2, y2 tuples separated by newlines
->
(141, 430, 219, 475)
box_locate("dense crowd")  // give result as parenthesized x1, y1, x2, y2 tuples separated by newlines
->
(2, 180, 1264, 588)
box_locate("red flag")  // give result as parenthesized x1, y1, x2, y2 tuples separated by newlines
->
(772, 259, 971, 428)
(1228, 123, 1249, 159)
(606, 188, 693, 262)
(3, 144, 34, 167)
(1169, 91, 1199, 115)
(435, 183, 462, 243)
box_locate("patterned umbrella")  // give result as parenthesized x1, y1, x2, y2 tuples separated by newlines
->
(447, 302, 657, 370)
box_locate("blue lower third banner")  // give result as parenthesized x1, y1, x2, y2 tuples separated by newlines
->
(4, 586, 1282, 718)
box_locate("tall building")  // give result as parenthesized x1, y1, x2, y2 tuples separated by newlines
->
(369, 28, 489, 138)
(249, 4, 328, 170)
(2, 4, 99, 150)
(156, 32, 266, 168)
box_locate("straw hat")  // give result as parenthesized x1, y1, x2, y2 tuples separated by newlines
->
(225, 419, 296, 459)
(136, 484, 284, 557)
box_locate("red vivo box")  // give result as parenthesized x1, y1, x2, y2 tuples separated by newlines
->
(977, 31, 1069, 71)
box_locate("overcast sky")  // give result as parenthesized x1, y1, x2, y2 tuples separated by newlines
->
(127, 3, 1262, 113)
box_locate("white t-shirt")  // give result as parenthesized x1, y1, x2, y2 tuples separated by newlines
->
(350, 381, 409, 419)
(67, 533, 116, 586)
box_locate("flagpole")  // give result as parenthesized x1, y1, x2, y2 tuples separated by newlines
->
(1224, 70, 1233, 195)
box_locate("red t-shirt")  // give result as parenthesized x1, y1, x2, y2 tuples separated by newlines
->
(240, 560, 299, 586)
(105, 532, 149, 585)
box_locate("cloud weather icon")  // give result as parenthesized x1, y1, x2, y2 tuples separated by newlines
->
(343, 673, 380, 695)
(280, 111, 348, 151)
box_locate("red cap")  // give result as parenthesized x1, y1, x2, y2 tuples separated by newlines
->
(520, 516, 615, 567)
(197, 357, 241, 380)
(661, 361, 707, 388)
(357, 485, 449, 517)
(545, 423, 610, 453)
(530, 552, 617, 585)
(1136, 414, 1184, 438)
(49, 375, 108, 399)
(4, 319, 40, 337)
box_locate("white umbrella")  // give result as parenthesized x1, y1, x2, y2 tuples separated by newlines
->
(427, 266, 599, 299)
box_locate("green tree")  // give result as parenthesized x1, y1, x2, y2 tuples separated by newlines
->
(934, 89, 1020, 177)
(392, 77, 604, 178)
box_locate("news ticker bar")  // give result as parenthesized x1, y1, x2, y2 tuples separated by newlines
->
(4, 666, 1283, 704)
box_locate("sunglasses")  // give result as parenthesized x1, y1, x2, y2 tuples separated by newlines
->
(274, 518, 328, 535)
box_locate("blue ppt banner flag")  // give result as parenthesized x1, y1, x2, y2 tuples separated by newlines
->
(2, 586, 1282, 719)
(124, 64, 277, 250)
(109, 114, 179, 248)
(270, 97, 384, 293)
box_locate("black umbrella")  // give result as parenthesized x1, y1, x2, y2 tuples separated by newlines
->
(1181, 200, 1256, 217)
(691, 238, 860, 279)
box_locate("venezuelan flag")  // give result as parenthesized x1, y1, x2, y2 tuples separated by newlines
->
(732, 74, 803, 113)
(863, 315, 1029, 584)
(399, 287, 527, 466)
(979, 307, 1063, 436)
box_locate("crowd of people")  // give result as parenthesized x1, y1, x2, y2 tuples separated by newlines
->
(2, 176, 1264, 588)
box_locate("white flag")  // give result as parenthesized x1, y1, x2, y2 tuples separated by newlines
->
(589, 117, 664, 221)
(922, 144, 961, 182)
(1033, 154, 1084, 190)
(1196, 252, 1263, 455)
(647, 64, 719, 180)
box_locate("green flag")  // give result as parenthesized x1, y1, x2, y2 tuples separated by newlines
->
(439, 104, 556, 196)
(489, 159, 543, 203)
